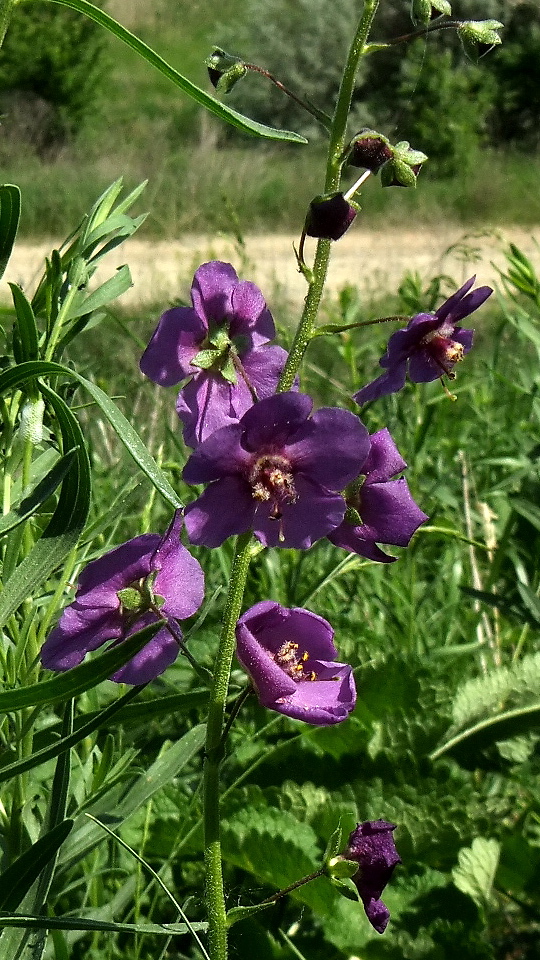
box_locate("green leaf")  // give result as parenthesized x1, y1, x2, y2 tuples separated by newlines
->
(0, 686, 141, 783)
(452, 837, 500, 908)
(68, 264, 132, 318)
(431, 701, 540, 761)
(48, 0, 307, 143)
(0, 821, 73, 911)
(0, 621, 161, 713)
(0, 383, 91, 630)
(0, 913, 207, 935)
(59, 724, 206, 866)
(0, 184, 21, 280)
(9, 283, 39, 362)
(0, 450, 76, 539)
(0, 360, 180, 510)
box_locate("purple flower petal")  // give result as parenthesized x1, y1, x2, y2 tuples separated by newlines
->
(285, 407, 370, 490)
(184, 475, 255, 547)
(190, 260, 238, 323)
(229, 280, 275, 343)
(236, 603, 356, 726)
(240, 392, 314, 451)
(361, 429, 406, 482)
(140, 307, 204, 386)
(253, 475, 346, 549)
(41, 516, 204, 685)
(344, 820, 401, 934)
(354, 278, 492, 402)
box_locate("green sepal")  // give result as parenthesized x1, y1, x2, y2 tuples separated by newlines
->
(117, 587, 142, 611)
(327, 856, 358, 880)
(331, 877, 360, 902)
(457, 20, 503, 61)
(191, 348, 223, 370)
(323, 823, 343, 863)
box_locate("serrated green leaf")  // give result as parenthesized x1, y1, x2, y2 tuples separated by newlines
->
(0, 621, 161, 713)
(452, 837, 500, 908)
(0, 821, 73, 911)
(431, 701, 540, 761)
(48, 0, 307, 143)
(0, 184, 20, 280)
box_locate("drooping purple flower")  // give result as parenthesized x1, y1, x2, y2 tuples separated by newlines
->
(41, 513, 204, 685)
(344, 820, 401, 933)
(183, 392, 370, 550)
(140, 260, 288, 447)
(328, 428, 428, 562)
(354, 277, 492, 404)
(235, 601, 356, 725)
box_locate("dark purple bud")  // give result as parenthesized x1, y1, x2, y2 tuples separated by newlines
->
(343, 821, 401, 934)
(347, 130, 393, 173)
(305, 193, 357, 241)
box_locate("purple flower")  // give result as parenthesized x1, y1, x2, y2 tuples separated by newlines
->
(183, 392, 370, 549)
(345, 820, 401, 934)
(140, 260, 288, 447)
(41, 513, 204, 685)
(328, 428, 428, 562)
(235, 601, 356, 725)
(305, 193, 357, 241)
(354, 277, 492, 403)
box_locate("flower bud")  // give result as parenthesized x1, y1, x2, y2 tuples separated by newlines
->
(205, 47, 247, 93)
(381, 141, 427, 188)
(305, 193, 357, 241)
(410, 0, 451, 25)
(457, 20, 503, 61)
(347, 130, 393, 173)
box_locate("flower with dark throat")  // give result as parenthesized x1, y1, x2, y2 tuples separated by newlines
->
(140, 261, 288, 447)
(354, 276, 492, 404)
(183, 391, 370, 549)
(329, 428, 428, 561)
(343, 821, 401, 934)
(235, 601, 356, 725)
(41, 513, 204, 685)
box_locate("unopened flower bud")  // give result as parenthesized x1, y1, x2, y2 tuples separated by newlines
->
(205, 47, 247, 93)
(381, 141, 427, 188)
(347, 130, 393, 173)
(457, 20, 503, 61)
(305, 193, 357, 241)
(410, 0, 451, 25)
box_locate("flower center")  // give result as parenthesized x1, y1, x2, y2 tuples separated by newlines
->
(422, 328, 464, 375)
(273, 641, 316, 682)
(249, 454, 298, 519)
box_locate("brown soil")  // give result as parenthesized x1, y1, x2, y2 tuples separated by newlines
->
(2, 226, 539, 314)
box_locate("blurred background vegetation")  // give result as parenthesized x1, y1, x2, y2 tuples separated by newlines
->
(0, 0, 539, 237)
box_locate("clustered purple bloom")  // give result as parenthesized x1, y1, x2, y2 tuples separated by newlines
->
(183, 391, 370, 550)
(329, 428, 428, 562)
(41, 513, 204, 684)
(140, 260, 288, 447)
(355, 276, 492, 404)
(235, 601, 356, 725)
(344, 820, 401, 933)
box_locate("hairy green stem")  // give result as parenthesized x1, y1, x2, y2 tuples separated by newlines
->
(203, 533, 255, 960)
(278, 0, 380, 392)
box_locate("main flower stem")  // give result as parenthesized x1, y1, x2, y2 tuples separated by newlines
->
(278, 0, 381, 393)
(203, 532, 254, 960)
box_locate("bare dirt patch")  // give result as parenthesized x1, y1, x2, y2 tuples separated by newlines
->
(2, 226, 539, 315)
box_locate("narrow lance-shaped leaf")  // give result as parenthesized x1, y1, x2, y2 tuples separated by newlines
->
(0, 184, 21, 280)
(47, 0, 307, 143)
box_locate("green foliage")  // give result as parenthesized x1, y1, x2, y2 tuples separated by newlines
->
(0, 1, 107, 154)
(489, 1, 540, 150)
